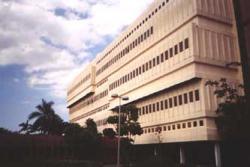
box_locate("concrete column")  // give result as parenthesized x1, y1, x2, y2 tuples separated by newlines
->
(180, 145, 185, 165)
(214, 142, 222, 167)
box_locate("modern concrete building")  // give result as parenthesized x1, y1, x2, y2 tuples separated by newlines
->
(67, 0, 243, 166)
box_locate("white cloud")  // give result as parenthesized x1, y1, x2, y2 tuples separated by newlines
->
(0, 0, 153, 101)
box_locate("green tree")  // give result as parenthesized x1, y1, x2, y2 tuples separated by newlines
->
(0, 127, 12, 135)
(28, 99, 64, 135)
(19, 120, 32, 134)
(103, 128, 116, 138)
(206, 78, 249, 140)
(106, 104, 143, 140)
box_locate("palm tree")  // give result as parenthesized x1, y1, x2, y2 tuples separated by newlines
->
(19, 120, 32, 134)
(28, 99, 64, 135)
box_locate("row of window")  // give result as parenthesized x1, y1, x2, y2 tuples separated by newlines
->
(143, 119, 204, 134)
(69, 89, 109, 114)
(96, 27, 154, 76)
(139, 89, 200, 116)
(68, 74, 91, 95)
(97, 0, 171, 64)
(71, 104, 110, 122)
(96, 118, 108, 127)
(96, 78, 108, 88)
(109, 38, 189, 91)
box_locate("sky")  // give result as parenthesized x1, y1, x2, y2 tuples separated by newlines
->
(0, 0, 154, 131)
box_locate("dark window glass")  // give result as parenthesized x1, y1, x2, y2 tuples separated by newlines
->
(182, 123, 186, 128)
(193, 121, 197, 127)
(147, 29, 150, 37)
(160, 101, 164, 110)
(163, 126, 167, 131)
(174, 45, 178, 55)
(152, 103, 156, 112)
(145, 105, 148, 114)
(184, 93, 188, 104)
(195, 89, 200, 101)
(148, 128, 151, 133)
(146, 63, 148, 71)
(156, 102, 160, 111)
(142, 107, 145, 115)
(149, 61, 152, 69)
(148, 104, 152, 113)
(189, 91, 194, 102)
(174, 96, 178, 107)
(153, 58, 156, 66)
(157, 56, 160, 65)
(165, 99, 168, 109)
(161, 53, 164, 62)
(188, 122, 191, 128)
(165, 50, 169, 60)
(177, 124, 181, 129)
(168, 126, 171, 130)
(139, 67, 142, 74)
(141, 35, 143, 42)
(172, 125, 175, 130)
(142, 65, 145, 73)
(178, 95, 183, 105)
(151, 27, 154, 34)
(179, 41, 183, 52)
(136, 68, 139, 76)
(185, 38, 189, 49)
(144, 32, 147, 39)
(169, 98, 173, 108)
(170, 48, 173, 57)
(199, 120, 204, 126)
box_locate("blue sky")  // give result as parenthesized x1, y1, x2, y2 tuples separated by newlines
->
(0, 0, 153, 131)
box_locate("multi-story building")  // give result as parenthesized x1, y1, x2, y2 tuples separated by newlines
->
(67, 0, 242, 166)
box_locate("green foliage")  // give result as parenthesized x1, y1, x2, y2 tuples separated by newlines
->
(105, 104, 143, 140)
(28, 99, 64, 135)
(206, 78, 249, 140)
(0, 127, 12, 135)
(19, 120, 32, 134)
(63, 121, 101, 160)
(103, 128, 116, 138)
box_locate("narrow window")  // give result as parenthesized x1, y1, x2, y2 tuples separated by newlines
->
(163, 126, 167, 131)
(165, 50, 168, 60)
(142, 107, 145, 115)
(174, 96, 178, 107)
(157, 56, 160, 65)
(177, 124, 181, 129)
(195, 89, 200, 101)
(188, 122, 191, 128)
(146, 63, 148, 71)
(142, 65, 145, 73)
(199, 120, 204, 126)
(149, 61, 152, 69)
(170, 48, 173, 57)
(174, 45, 178, 55)
(160, 101, 164, 110)
(172, 125, 176, 130)
(169, 98, 173, 108)
(184, 38, 189, 49)
(139, 67, 142, 74)
(145, 105, 148, 114)
(193, 121, 197, 127)
(153, 58, 156, 67)
(168, 126, 171, 130)
(182, 123, 186, 129)
(184, 93, 188, 104)
(136, 68, 139, 76)
(178, 95, 183, 105)
(152, 103, 156, 112)
(189, 91, 194, 102)
(156, 102, 160, 111)
(179, 41, 183, 52)
(148, 104, 152, 113)
(164, 99, 168, 109)
(161, 53, 164, 62)
(150, 27, 154, 34)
